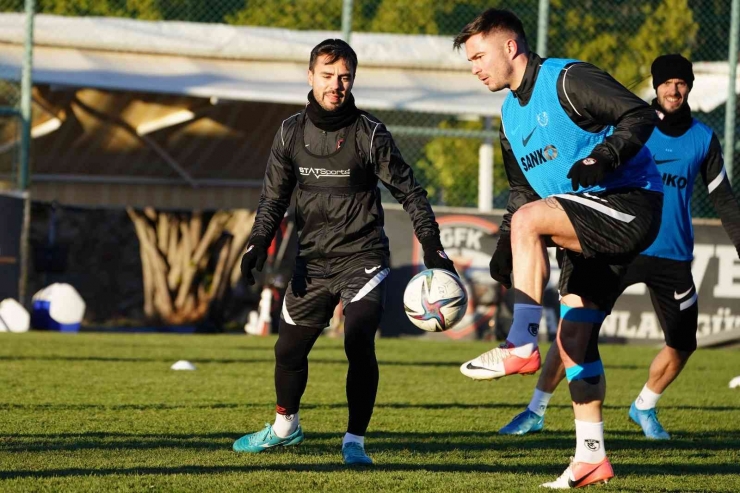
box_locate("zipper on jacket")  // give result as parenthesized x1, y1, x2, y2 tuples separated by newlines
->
(319, 193, 330, 275)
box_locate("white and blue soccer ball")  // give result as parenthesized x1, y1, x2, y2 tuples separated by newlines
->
(403, 269, 468, 332)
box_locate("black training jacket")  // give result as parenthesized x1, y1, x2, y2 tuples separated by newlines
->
(249, 110, 440, 261)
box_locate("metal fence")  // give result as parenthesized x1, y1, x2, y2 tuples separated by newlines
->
(2, 0, 739, 217)
(0, 1, 25, 190)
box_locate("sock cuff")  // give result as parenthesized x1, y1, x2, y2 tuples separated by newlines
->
(641, 384, 662, 398)
(575, 419, 604, 427)
(635, 384, 663, 410)
(528, 389, 553, 416)
(343, 432, 365, 446)
(514, 303, 543, 310)
(534, 388, 553, 397)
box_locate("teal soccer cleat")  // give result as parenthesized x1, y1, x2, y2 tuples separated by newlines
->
(629, 402, 670, 440)
(342, 442, 373, 465)
(232, 424, 304, 453)
(498, 409, 545, 435)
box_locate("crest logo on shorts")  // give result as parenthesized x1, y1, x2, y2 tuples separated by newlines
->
(585, 439, 601, 451)
(528, 323, 539, 337)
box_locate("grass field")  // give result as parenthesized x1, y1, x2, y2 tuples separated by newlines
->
(1, 332, 739, 492)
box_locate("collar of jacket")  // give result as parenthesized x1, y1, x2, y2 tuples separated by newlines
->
(510, 52, 544, 106)
(652, 98, 693, 137)
(306, 91, 360, 132)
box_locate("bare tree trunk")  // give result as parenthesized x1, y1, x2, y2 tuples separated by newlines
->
(128, 207, 253, 325)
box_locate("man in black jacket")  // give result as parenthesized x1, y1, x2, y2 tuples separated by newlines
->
(233, 39, 456, 465)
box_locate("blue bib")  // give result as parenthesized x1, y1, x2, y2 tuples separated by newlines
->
(502, 58, 662, 197)
(641, 119, 714, 260)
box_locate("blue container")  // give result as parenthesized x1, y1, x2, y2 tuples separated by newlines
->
(31, 299, 81, 332)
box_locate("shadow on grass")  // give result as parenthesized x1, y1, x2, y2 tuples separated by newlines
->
(0, 355, 469, 368)
(2, 401, 738, 413)
(0, 352, 651, 371)
(3, 429, 740, 456)
(0, 355, 274, 364)
(0, 462, 553, 480)
(1, 457, 738, 481)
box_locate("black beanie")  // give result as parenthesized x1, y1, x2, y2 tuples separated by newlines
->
(651, 54, 694, 89)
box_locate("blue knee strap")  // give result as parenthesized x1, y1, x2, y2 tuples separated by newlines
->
(565, 360, 604, 382)
(560, 306, 606, 382)
(560, 305, 606, 324)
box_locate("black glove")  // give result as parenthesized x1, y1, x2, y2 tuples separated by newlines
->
(489, 234, 512, 288)
(567, 154, 612, 191)
(420, 237, 458, 277)
(240, 236, 269, 285)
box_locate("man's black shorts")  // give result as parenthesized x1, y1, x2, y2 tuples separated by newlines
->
(281, 252, 389, 328)
(556, 188, 663, 312)
(616, 255, 698, 352)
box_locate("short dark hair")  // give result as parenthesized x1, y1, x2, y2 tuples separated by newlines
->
(453, 9, 528, 50)
(309, 39, 358, 75)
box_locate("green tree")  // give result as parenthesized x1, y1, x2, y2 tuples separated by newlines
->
(626, 0, 698, 84)
(37, 0, 163, 19)
(369, 0, 440, 35)
(225, 0, 342, 30)
(551, 0, 698, 89)
(415, 119, 507, 208)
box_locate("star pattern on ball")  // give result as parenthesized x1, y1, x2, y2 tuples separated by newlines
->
(406, 270, 465, 330)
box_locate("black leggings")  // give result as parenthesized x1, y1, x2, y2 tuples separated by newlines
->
(274, 299, 382, 436)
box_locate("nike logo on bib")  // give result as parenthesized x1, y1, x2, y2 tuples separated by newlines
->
(365, 266, 380, 274)
(654, 157, 679, 165)
(674, 287, 693, 299)
(522, 127, 537, 147)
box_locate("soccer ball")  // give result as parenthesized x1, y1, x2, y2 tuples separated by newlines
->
(403, 269, 468, 332)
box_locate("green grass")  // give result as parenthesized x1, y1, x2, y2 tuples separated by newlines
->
(1, 332, 739, 492)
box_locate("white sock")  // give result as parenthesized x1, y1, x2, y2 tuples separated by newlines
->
(635, 384, 662, 410)
(272, 412, 299, 438)
(506, 303, 543, 353)
(574, 420, 606, 464)
(342, 432, 364, 447)
(527, 388, 553, 417)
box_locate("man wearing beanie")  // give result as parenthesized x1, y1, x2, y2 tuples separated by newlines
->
(498, 52, 740, 443)
(234, 39, 457, 464)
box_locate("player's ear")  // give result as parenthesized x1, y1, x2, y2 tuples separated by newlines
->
(505, 38, 517, 59)
(308, 69, 314, 87)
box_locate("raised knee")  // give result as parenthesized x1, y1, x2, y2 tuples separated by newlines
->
(511, 205, 537, 235)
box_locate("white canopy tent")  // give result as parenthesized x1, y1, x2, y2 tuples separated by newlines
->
(0, 14, 504, 210)
(10, 16, 737, 209)
(3, 15, 737, 114)
(0, 14, 506, 117)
